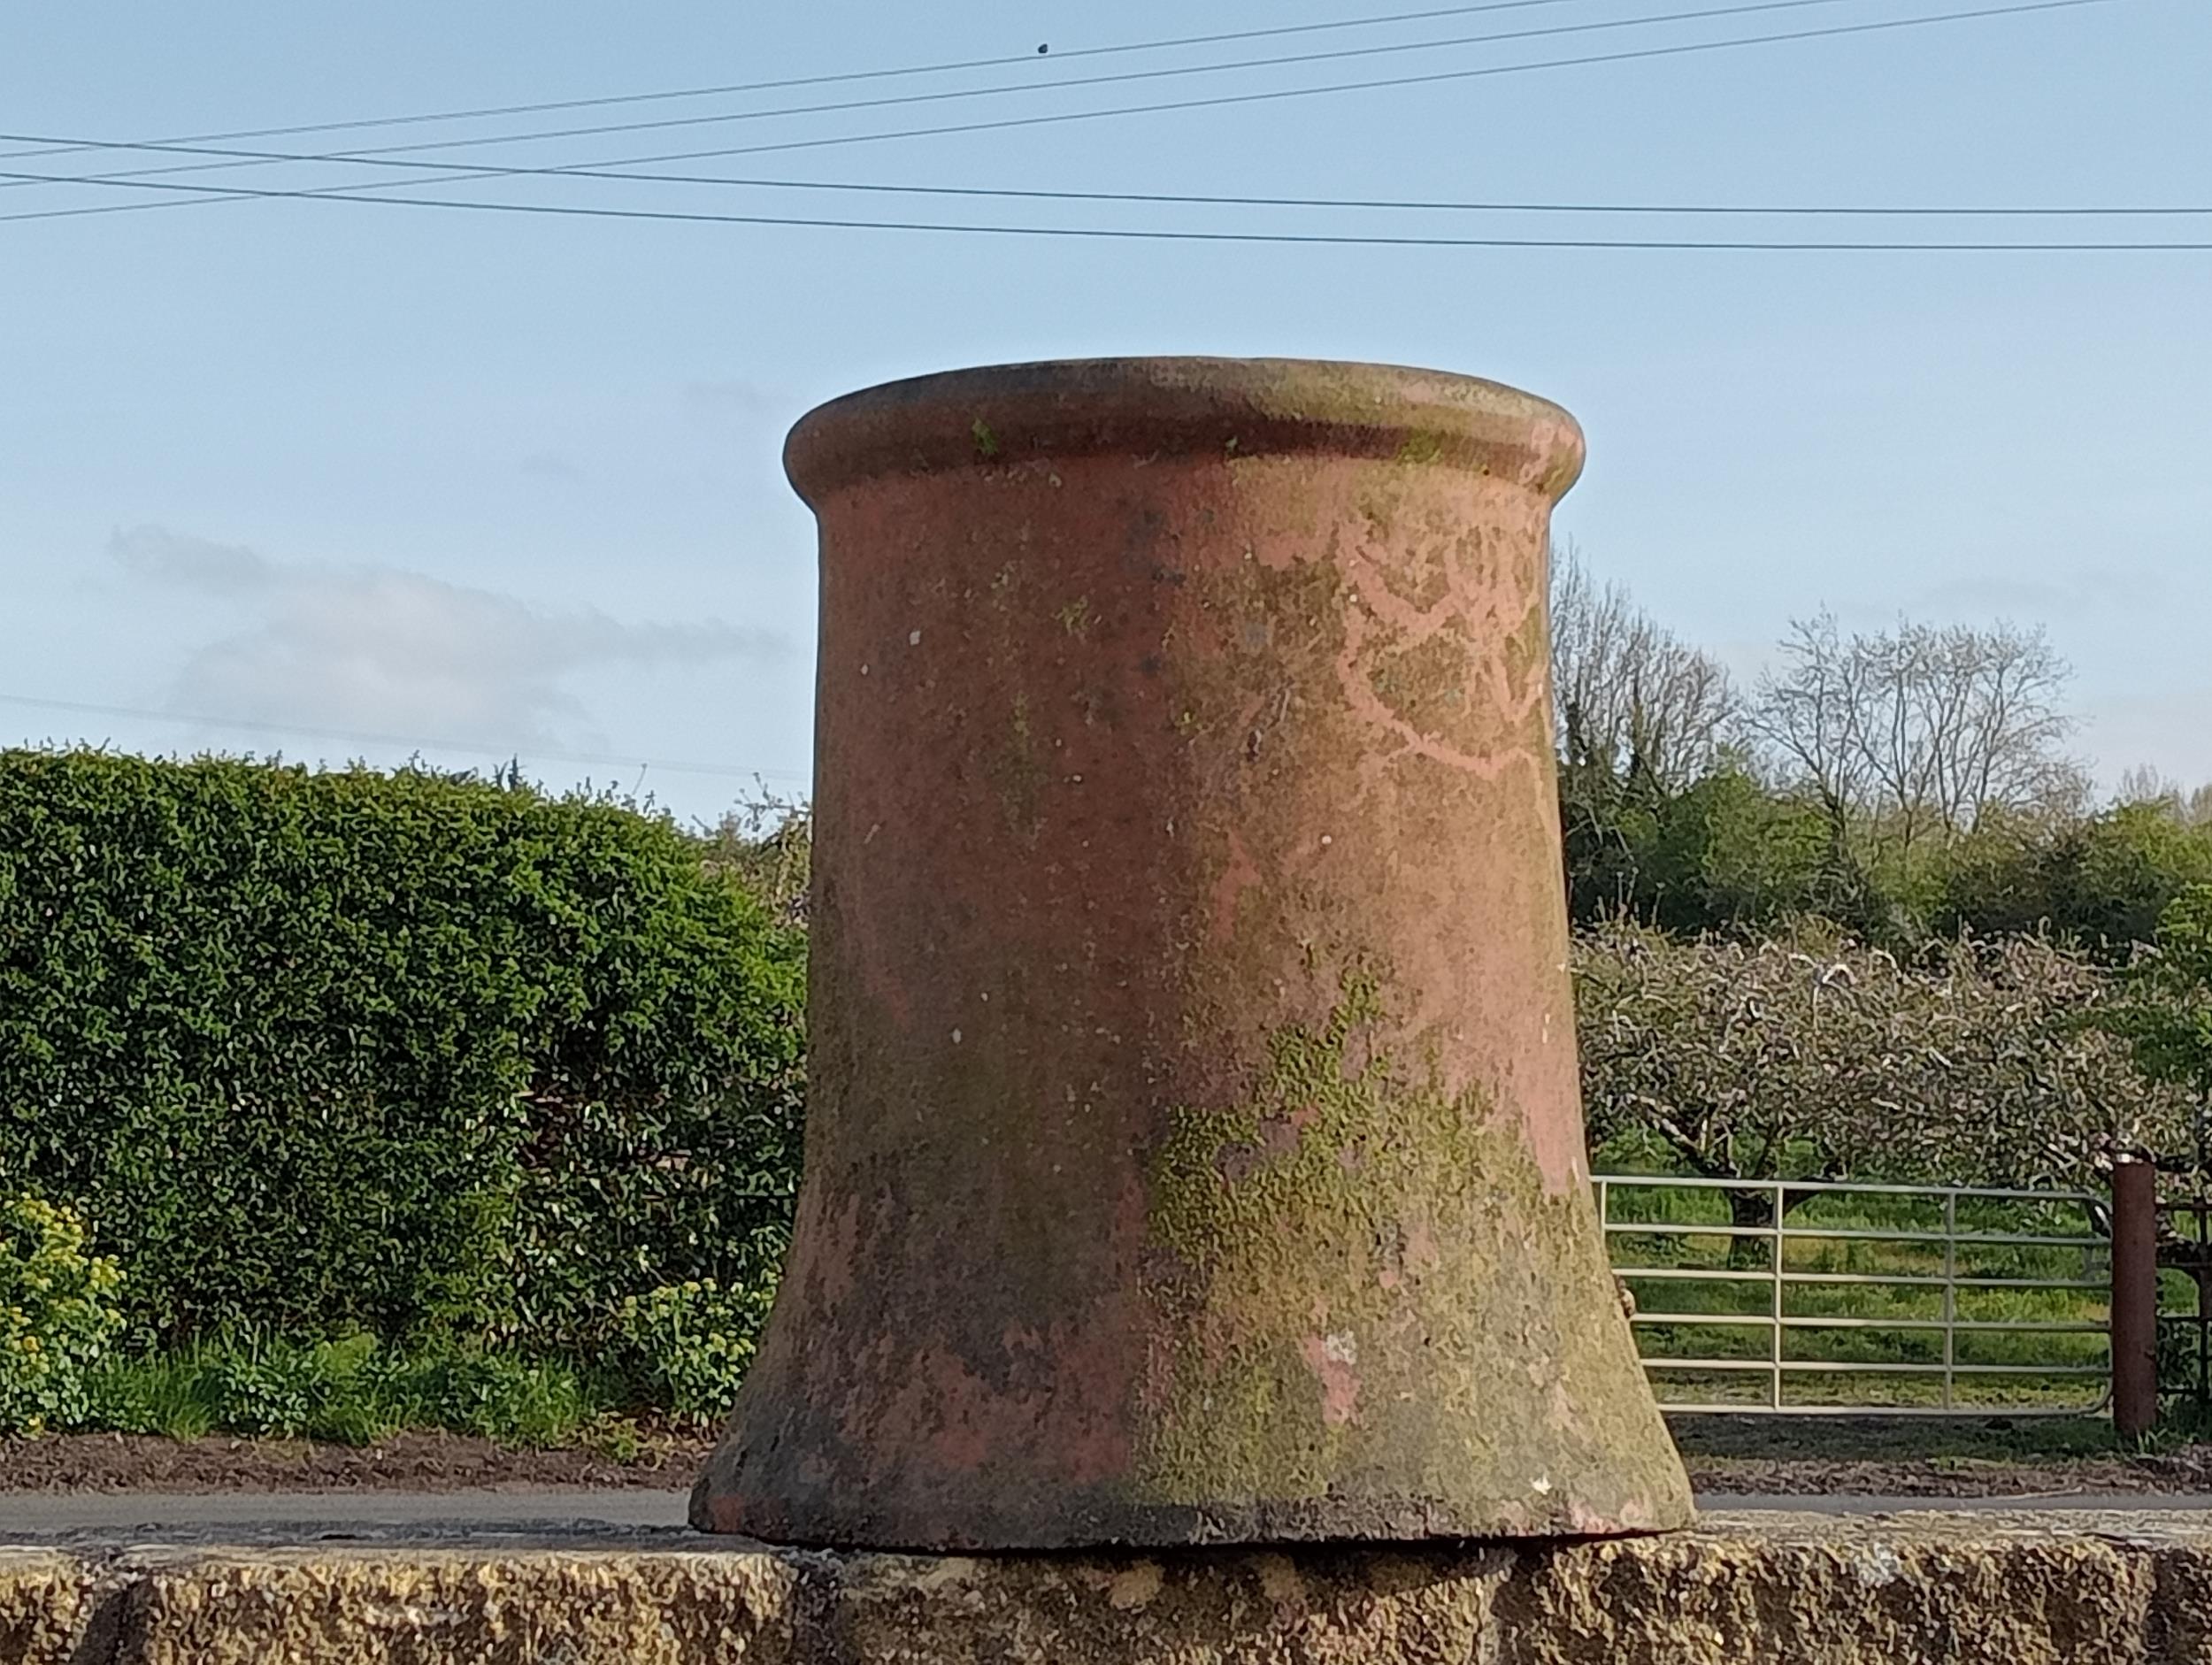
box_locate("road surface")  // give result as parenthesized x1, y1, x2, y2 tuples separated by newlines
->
(7, 1490, 2212, 1539)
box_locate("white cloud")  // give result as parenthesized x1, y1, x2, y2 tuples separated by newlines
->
(111, 525, 784, 750)
(110, 525, 272, 595)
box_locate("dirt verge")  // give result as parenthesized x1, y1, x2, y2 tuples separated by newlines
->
(1677, 1412, 2212, 1497)
(0, 1431, 716, 1494)
(6, 1417, 2210, 1499)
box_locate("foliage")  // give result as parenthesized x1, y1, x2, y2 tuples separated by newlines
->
(1575, 917, 2189, 1196)
(0, 748, 805, 1352)
(2106, 886, 2212, 1101)
(83, 1332, 609, 1446)
(1939, 806, 2212, 963)
(697, 791, 813, 926)
(12, 541, 2212, 1435)
(0, 1195, 126, 1434)
(1546, 556, 2212, 956)
(615, 1277, 774, 1423)
(1561, 755, 2212, 955)
(1563, 764, 1835, 933)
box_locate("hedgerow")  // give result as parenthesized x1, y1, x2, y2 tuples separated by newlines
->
(0, 749, 804, 1360)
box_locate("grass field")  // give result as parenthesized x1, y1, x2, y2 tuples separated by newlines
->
(1597, 1173, 2114, 1413)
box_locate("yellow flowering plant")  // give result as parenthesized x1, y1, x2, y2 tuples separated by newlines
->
(615, 1277, 774, 1423)
(0, 1195, 125, 1434)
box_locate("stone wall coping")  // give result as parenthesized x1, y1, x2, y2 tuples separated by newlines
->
(5, 1509, 2212, 1661)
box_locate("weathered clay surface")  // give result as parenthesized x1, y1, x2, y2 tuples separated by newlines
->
(2, 1513, 2208, 1662)
(697, 357, 1687, 1548)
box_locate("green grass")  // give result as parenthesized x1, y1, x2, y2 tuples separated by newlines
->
(1598, 1170, 2112, 1413)
(81, 1333, 628, 1446)
(1667, 1412, 2122, 1463)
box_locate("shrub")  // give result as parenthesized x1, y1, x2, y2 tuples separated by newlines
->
(0, 749, 805, 1352)
(0, 1195, 125, 1433)
(1563, 765, 1835, 934)
(616, 1278, 775, 1423)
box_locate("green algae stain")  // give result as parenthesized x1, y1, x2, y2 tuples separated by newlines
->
(1134, 970, 1673, 1513)
(972, 418, 1001, 460)
(1394, 431, 1446, 467)
(1148, 971, 1391, 1267)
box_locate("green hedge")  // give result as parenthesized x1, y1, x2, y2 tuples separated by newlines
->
(0, 750, 804, 1352)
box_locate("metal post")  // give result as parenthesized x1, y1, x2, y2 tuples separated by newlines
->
(1941, 1191, 1957, 1412)
(1771, 1180, 1786, 1411)
(2197, 1100, 2209, 1411)
(2197, 1265, 2209, 1415)
(2111, 1156, 2159, 1439)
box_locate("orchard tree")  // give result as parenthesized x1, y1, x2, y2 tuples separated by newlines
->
(1573, 917, 2186, 1247)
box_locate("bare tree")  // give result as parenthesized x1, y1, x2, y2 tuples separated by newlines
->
(1548, 541, 1740, 794)
(696, 787, 813, 925)
(1747, 611, 2083, 860)
(2116, 764, 2180, 809)
(2113, 766, 2212, 829)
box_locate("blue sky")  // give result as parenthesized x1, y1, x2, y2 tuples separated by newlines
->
(4, 0, 2205, 827)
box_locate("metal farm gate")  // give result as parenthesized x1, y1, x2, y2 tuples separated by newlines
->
(1595, 1174, 2116, 1416)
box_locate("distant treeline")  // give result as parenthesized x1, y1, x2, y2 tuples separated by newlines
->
(1549, 544, 2211, 956)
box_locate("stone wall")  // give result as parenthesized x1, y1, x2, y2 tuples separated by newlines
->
(4, 1511, 2204, 1662)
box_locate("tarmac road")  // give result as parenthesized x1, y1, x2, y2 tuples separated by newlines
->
(8, 1489, 2212, 1539)
(0, 1488, 692, 1535)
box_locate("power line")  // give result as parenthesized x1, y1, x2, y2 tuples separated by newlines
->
(341, 180, 2212, 218)
(0, 0, 1621, 165)
(2, 0, 2131, 231)
(5, 128, 2201, 222)
(3, 161, 2198, 247)
(0, 692, 809, 784)
(1, 0, 1877, 196)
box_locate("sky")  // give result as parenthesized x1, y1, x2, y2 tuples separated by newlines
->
(4, 0, 2206, 828)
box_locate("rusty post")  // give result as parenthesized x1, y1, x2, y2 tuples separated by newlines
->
(2112, 1155, 2159, 1439)
(692, 358, 1694, 1549)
